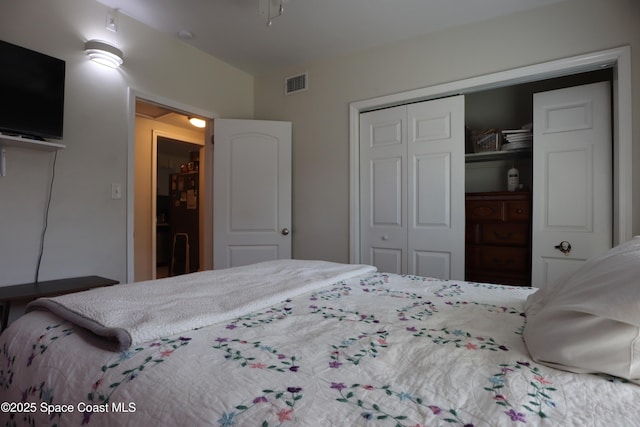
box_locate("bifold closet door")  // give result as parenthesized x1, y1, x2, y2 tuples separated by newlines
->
(407, 96, 465, 279)
(531, 81, 612, 288)
(359, 96, 465, 279)
(360, 105, 408, 274)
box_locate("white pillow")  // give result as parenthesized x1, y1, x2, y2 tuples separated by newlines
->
(523, 236, 640, 383)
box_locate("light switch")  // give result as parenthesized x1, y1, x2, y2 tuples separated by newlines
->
(111, 183, 122, 200)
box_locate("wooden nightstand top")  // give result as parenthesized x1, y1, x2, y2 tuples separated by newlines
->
(0, 276, 119, 332)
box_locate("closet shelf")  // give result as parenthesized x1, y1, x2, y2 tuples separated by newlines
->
(465, 148, 531, 163)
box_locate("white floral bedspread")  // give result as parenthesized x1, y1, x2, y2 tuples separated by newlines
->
(1, 272, 639, 426)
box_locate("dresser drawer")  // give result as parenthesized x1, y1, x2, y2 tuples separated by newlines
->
(465, 192, 532, 286)
(466, 201, 503, 221)
(505, 201, 530, 221)
(466, 246, 529, 272)
(479, 223, 529, 246)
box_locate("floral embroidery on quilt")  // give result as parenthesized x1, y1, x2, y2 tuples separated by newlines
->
(332, 383, 474, 426)
(212, 338, 299, 372)
(484, 361, 558, 422)
(595, 373, 631, 383)
(0, 343, 15, 392)
(361, 273, 390, 286)
(0, 343, 16, 391)
(400, 274, 442, 284)
(444, 300, 524, 316)
(357, 274, 404, 296)
(359, 274, 439, 300)
(224, 301, 294, 330)
(329, 329, 388, 368)
(408, 327, 509, 351)
(396, 300, 439, 322)
(17, 382, 60, 427)
(217, 386, 303, 427)
(83, 336, 191, 424)
(433, 283, 465, 298)
(443, 301, 526, 337)
(471, 282, 526, 291)
(309, 282, 352, 300)
(27, 322, 74, 366)
(309, 305, 380, 324)
(364, 287, 428, 299)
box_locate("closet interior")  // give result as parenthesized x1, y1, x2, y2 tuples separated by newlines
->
(463, 68, 612, 286)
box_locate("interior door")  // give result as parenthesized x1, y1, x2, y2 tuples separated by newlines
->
(213, 119, 292, 269)
(407, 96, 465, 279)
(359, 96, 465, 279)
(531, 81, 612, 288)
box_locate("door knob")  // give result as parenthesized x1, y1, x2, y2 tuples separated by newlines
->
(281, 228, 290, 236)
(554, 241, 572, 256)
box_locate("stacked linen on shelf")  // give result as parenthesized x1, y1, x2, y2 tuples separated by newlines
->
(501, 123, 532, 150)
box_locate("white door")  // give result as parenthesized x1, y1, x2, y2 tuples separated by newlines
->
(359, 96, 465, 279)
(407, 96, 465, 279)
(360, 105, 407, 274)
(531, 81, 612, 288)
(213, 119, 292, 269)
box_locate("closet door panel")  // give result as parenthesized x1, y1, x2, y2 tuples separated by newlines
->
(371, 157, 403, 227)
(545, 148, 591, 229)
(413, 250, 451, 279)
(413, 111, 451, 141)
(371, 248, 403, 275)
(407, 96, 465, 279)
(360, 105, 408, 274)
(532, 82, 612, 289)
(414, 153, 450, 227)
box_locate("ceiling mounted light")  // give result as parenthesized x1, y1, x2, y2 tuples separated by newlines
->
(189, 117, 206, 128)
(259, 0, 285, 27)
(85, 39, 123, 68)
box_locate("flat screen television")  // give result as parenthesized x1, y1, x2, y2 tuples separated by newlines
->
(0, 40, 65, 140)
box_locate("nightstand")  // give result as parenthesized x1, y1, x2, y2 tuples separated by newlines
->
(0, 276, 119, 332)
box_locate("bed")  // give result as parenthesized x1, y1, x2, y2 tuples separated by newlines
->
(1, 242, 640, 426)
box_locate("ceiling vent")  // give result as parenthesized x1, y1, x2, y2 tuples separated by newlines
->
(285, 72, 308, 95)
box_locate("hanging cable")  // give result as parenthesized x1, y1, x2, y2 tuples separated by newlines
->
(35, 149, 58, 284)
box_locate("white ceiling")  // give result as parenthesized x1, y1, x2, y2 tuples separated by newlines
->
(95, 0, 567, 76)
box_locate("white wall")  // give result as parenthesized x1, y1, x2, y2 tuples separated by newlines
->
(0, 0, 253, 287)
(254, 0, 640, 263)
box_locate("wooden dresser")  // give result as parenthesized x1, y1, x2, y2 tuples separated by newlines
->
(465, 191, 531, 286)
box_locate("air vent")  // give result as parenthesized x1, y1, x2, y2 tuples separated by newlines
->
(285, 72, 308, 95)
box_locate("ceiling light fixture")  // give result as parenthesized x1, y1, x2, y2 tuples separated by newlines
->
(84, 40, 123, 68)
(260, 0, 285, 27)
(189, 117, 206, 128)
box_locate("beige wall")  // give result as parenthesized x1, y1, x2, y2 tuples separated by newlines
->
(254, 0, 640, 263)
(0, 0, 253, 286)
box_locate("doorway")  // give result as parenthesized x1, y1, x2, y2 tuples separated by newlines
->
(134, 98, 207, 282)
(156, 136, 203, 278)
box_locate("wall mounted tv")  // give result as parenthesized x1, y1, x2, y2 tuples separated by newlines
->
(0, 40, 65, 140)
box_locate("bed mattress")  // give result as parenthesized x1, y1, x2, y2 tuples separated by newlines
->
(1, 266, 638, 426)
